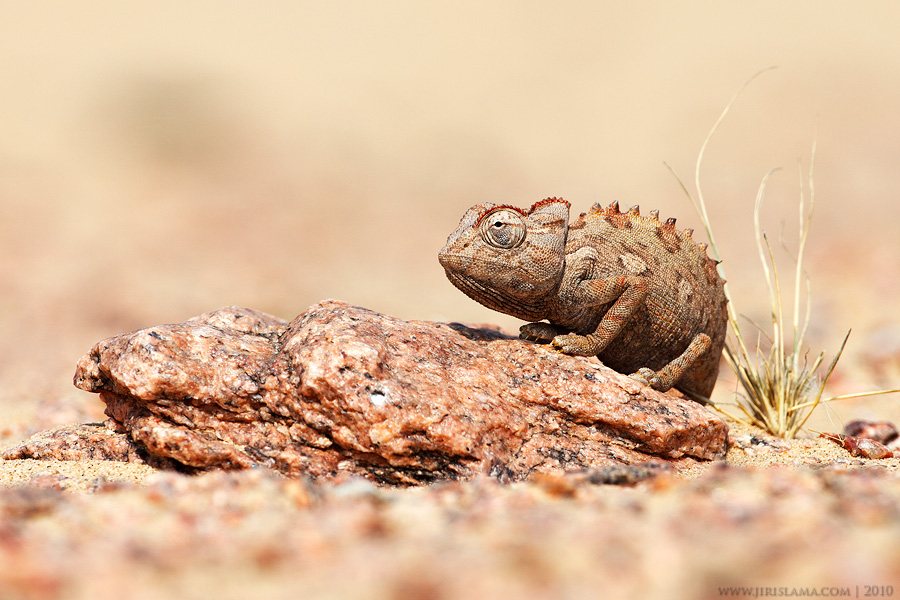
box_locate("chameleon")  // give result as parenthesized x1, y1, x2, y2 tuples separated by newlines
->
(438, 198, 728, 400)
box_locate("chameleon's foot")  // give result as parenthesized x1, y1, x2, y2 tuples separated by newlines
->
(520, 322, 562, 344)
(629, 367, 664, 391)
(550, 333, 599, 356)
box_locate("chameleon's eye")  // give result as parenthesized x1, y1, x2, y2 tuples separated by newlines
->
(478, 208, 526, 249)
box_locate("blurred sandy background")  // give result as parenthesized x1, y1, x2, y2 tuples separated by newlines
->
(2, 1, 899, 436)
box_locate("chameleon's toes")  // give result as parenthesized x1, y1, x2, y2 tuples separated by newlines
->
(519, 322, 558, 343)
(629, 367, 663, 390)
(550, 333, 596, 356)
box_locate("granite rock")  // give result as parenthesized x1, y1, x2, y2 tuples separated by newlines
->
(820, 433, 895, 460)
(844, 420, 899, 446)
(816, 420, 900, 460)
(6, 300, 727, 484)
(2, 422, 183, 469)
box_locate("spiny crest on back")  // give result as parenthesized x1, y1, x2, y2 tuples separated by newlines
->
(578, 199, 722, 282)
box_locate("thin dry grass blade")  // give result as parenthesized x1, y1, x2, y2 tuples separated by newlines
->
(790, 331, 850, 434)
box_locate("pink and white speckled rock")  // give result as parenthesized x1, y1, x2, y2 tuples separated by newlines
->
(8, 300, 727, 484)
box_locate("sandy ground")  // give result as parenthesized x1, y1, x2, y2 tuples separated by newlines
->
(3, 2, 900, 598)
(2, 422, 900, 600)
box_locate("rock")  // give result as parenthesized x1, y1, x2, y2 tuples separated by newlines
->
(5, 300, 727, 484)
(2, 422, 182, 469)
(843, 420, 899, 445)
(819, 432, 895, 460)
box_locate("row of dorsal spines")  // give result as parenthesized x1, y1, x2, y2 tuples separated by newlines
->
(584, 199, 715, 253)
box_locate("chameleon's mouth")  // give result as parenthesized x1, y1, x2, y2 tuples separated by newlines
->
(443, 268, 506, 308)
(442, 267, 547, 322)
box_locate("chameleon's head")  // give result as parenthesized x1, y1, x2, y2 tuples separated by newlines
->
(438, 198, 569, 321)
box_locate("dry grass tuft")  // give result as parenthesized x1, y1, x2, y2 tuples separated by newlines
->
(668, 69, 900, 438)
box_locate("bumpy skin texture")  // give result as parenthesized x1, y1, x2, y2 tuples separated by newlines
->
(438, 198, 728, 399)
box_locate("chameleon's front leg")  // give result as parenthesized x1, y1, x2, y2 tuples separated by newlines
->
(548, 275, 648, 356)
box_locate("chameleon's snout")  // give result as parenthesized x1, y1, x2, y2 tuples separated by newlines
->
(437, 244, 457, 271)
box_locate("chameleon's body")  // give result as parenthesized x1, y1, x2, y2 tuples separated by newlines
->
(438, 198, 728, 399)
